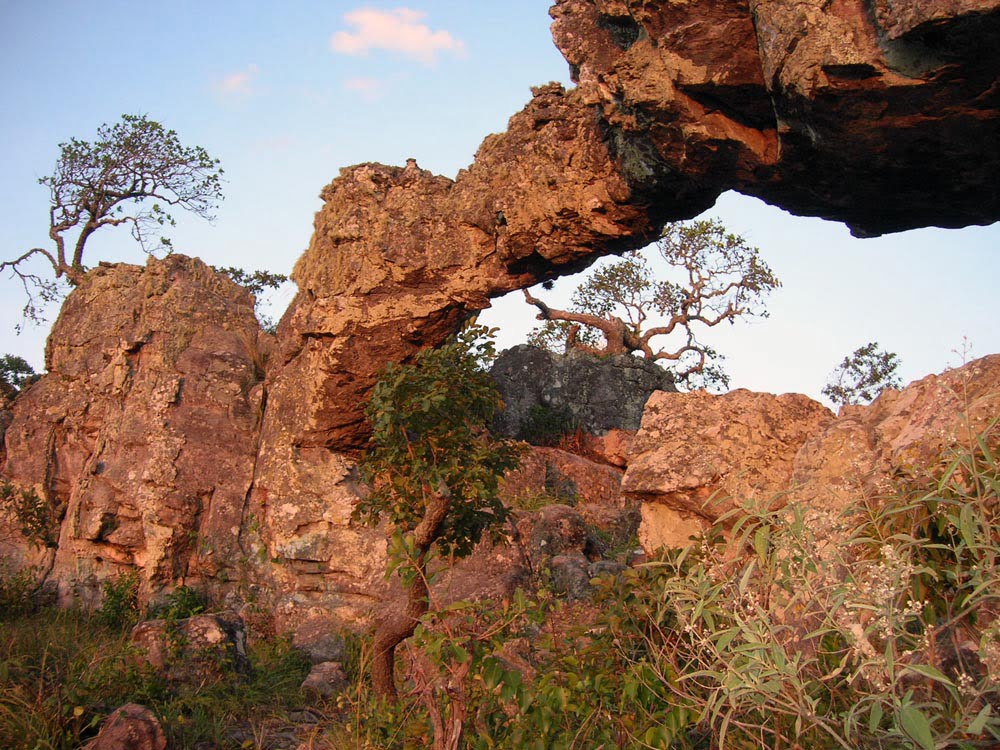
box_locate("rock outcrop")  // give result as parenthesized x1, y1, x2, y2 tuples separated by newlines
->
(0, 256, 267, 603)
(3, 0, 999, 633)
(490, 345, 675, 439)
(269, 0, 1000, 454)
(628, 355, 1000, 551)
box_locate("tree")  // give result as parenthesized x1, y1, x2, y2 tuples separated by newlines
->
(0, 355, 37, 399)
(822, 342, 902, 406)
(2, 114, 223, 323)
(354, 325, 521, 702)
(213, 266, 289, 333)
(524, 219, 779, 390)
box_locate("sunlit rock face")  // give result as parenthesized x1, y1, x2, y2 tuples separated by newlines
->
(627, 355, 1000, 552)
(3, 0, 998, 631)
(0, 256, 266, 604)
(273, 0, 999, 453)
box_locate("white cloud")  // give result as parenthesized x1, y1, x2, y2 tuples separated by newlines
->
(343, 76, 387, 101)
(213, 64, 259, 96)
(331, 8, 465, 65)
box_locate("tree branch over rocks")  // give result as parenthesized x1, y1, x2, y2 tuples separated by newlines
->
(2, 114, 223, 325)
(525, 219, 780, 390)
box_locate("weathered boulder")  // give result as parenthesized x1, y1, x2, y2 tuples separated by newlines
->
(490, 345, 675, 439)
(301, 661, 349, 698)
(130, 611, 250, 682)
(83, 704, 166, 750)
(1, 256, 267, 605)
(624, 389, 835, 549)
(789, 353, 1000, 509)
(629, 355, 1000, 552)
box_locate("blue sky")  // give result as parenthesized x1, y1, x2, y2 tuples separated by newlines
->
(1, 1, 997, 403)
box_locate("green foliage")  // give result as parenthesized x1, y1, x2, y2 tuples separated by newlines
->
(526, 219, 779, 391)
(330, 420, 999, 749)
(0, 354, 37, 398)
(0, 564, 41, 621)
(823, 341, 902, 406)
(0, 607, 311, 750)
(0, 481, 59, 549)
(614, 421, 1000, 749)
(152, 584, 207, 622)
(95, 570, 142, 629)
(356, 325, 521, 560)
(3, 113, 224, 324)
(213, 265, 289, 333)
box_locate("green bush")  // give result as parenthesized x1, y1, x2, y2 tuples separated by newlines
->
(95, 570, 142, 629)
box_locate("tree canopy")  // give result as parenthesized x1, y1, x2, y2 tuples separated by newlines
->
(355, 325, 521, 699)
(2, 114, 223, 323)
(822, 342, 902, 406)
(525, 219, 779, 390)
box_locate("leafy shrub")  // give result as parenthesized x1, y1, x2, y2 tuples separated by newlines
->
(152, 584, 207, 622)
(823, 341, 902, 406)
(0, 481, 59, 548)
(95, 570, 142, 629)
(0, 564, 40, 621)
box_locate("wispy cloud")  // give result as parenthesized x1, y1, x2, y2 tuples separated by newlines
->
(213, 64, 259, 96)
(343, 76, 386, 101)
(331, 8, 465, 65)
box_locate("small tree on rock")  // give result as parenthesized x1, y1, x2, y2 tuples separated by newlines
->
(822, 342, 902, 406)
(0, 355, 37, 399)
(2, 114, 223, 323)
(355, 325, 521, 701)
(524, 219, 779, 390)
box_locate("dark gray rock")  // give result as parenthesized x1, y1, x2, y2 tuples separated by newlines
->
(301, 661, 349, 698)
(549, 554, 594, 600)
(490, 345, 675, 440)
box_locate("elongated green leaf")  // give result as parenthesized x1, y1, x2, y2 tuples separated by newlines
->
(968, 703, 992, 735)
(898, 705, 935, 750)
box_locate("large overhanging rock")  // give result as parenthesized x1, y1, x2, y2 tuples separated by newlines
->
(274, 0, 1000, 452)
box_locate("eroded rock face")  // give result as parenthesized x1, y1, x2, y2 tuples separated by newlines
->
(623, 390, 835, 550)
(490, 345, 675, 439)
(629, 355, 1000, 552)
(269, 0, 999, 455)
(0, 256, 266, 604)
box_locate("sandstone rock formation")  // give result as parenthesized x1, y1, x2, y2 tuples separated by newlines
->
(0, 256, 267, 604)
(3, 0, 999, 635)
(83, 704, 166, 750)
(490, 345, 675, 439)
(627, 355, 1000, 551)
(130, 611, 251, 682)
(270, 0, 1000, 454)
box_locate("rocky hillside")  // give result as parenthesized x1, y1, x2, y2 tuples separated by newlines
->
(2, 0, 999, 648)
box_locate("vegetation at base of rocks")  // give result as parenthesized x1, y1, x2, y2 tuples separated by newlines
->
(517, 404, 579, 447)
(0, 604, 312, 750)
(0, 481, 60, 549)
(1, 113, 223, 326)
(94, 570, 143, 629)
(149, 583, 207, 622)
(524, 219, 779, 391)
(322, 418, 999, 749)
(823, 341, 903, 406)
(0, 563, 43, 621)
(355, 324, 521, 702)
